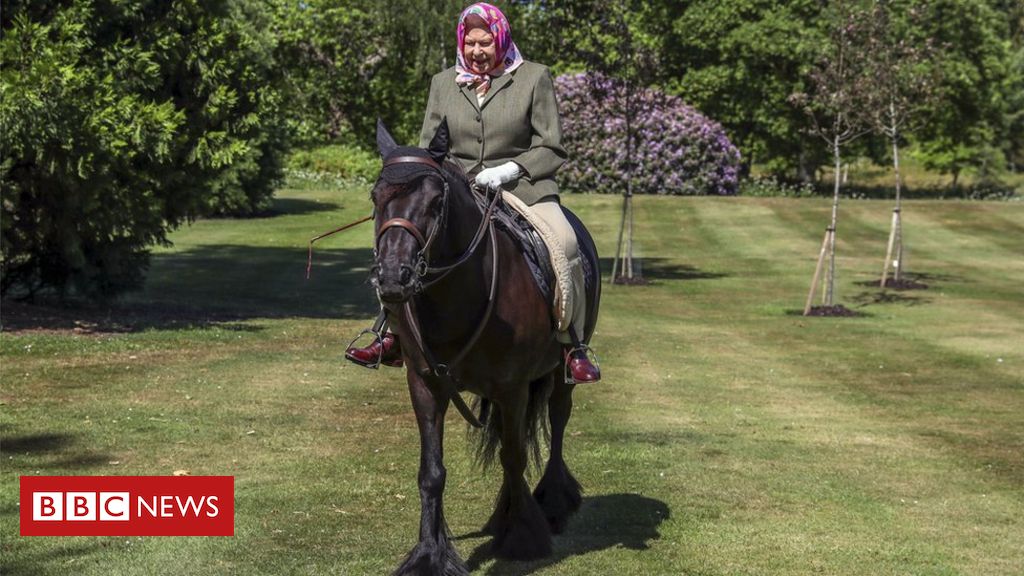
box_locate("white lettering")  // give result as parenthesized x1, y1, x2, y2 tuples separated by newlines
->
(205, 496, 219, 518)
(33, 492, 63, 521)
(138, 496, 158, 517)
(176, 495, 204, 517)
(99, 492, 130, 521)
(65, 492, 96, 521)
(160, 495, 174, 517)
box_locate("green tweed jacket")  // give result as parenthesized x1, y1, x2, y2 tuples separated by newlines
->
(418, 61, 567, 206)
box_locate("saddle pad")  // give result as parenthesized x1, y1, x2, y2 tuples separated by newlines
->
(501, 192, 573, 332)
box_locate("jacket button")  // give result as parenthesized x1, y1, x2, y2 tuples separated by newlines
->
(477, 136, 483, 143)
(475, 114, 481, 122)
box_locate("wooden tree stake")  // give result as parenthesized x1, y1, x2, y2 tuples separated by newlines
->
(880, 208, 899, 287)
(804, 228, 832, 315)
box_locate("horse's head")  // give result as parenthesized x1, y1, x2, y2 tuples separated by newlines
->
(370, 119, 451, 303)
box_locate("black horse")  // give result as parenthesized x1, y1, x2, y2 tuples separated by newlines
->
(369, 119, 600, 575)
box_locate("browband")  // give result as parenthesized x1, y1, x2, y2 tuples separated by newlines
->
(382, 156, 442, 171)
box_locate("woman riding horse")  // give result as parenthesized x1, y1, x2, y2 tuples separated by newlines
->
(346, 2, 600, 384)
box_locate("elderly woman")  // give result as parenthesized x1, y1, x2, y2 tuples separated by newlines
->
(347, 2, 600, 383)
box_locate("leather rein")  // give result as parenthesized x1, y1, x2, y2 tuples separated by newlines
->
(377, 155, 503, 428)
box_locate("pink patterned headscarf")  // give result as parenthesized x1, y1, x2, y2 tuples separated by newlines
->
(455, 3, 524, 96)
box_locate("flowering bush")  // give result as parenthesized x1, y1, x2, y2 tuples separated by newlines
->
(555, 73, 741, 196)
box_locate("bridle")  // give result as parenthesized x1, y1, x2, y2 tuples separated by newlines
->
(375, 156, 501, 293)
(375, 156, 448, 285)
(374, 155, 503, 428)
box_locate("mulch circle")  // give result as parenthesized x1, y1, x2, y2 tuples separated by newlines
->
(880, 278, 929, 290)
(612, 276, 651, 286)
(804, 304, 863, 317)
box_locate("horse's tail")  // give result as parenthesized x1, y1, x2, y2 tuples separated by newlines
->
(469, 376, 553, 471)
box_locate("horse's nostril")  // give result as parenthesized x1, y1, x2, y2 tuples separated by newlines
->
(400, 265, 413, 285)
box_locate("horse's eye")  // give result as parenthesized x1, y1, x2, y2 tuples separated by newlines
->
(430, 195, 444, 213)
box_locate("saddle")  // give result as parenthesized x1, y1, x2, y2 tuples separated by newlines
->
(476, 192, 557, 311)
(471, 190, 599, 338)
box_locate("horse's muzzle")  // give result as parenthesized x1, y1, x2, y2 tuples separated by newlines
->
(375, 263, 418, 303)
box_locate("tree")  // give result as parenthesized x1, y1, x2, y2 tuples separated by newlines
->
(911, 0, 1014, 186)
(791, 2, 876, 316)
(536, 0, 664, 284)
(1000, 0, 1024, 172)
(657, 0, 827, 180)
(864, 2, 938, 287)
(271, 0, 463, 146)
(1, 0, 287, 299)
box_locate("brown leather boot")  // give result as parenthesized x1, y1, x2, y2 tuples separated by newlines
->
(345, 332, 403, 368)
(566, 348, 601, 383)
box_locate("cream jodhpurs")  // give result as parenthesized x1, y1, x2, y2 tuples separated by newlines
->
(527, 199, 587, 344)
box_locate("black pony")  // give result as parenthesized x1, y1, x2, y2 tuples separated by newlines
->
(371, 119, 600, 575)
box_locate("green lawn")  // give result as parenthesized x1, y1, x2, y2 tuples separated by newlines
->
(2, 181, 1022, 575)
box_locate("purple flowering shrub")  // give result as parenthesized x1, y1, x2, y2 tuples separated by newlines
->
(555, 73, 741, 196)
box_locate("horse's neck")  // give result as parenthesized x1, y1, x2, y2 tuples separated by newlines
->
(439, 180, 484, 259)
(415, 180, 490, 341)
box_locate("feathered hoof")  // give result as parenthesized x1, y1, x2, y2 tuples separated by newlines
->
(490, 501, 553, 561)
(393, 540, 468, 576)
(533, 464, 582, 534)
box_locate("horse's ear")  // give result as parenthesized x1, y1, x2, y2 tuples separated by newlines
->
(426, 117, 449, 164)
(376, 118, 398, 158)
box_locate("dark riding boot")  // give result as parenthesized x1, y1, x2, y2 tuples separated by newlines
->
(566, 348, 601, 383)
(346, 332, 403, 368)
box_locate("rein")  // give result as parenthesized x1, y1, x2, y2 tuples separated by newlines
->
(378, 155, 503, 429)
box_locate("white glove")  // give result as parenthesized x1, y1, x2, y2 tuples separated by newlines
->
(475, 162, 522, 190)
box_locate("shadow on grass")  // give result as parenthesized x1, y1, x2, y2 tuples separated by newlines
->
(463, 493, 670, 575)
(854, 271, 964, 289)
(1, 543, 104, 576)
(5, 251, 727, 333)
(0, 432, 115, 474)
(0, 433, 73, 454)
(851, 290, 933, 307)
(810, 181, 1018, 200)
(2, 246, 381, 333)
(597, 258, 727, 283)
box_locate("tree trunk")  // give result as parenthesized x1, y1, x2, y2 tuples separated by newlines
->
(825, 135, 841, 307)
(610, 192, 627, 282)
(612, 82, 636, 283)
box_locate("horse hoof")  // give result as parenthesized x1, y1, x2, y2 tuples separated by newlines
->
(533, 464, 582, 534)
(393, 540, 468, 576)
(490, 503, 553, 561)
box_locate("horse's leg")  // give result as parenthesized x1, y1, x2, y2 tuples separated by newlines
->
(394, 371, 468, 576)
(488, 392, 553, 560)
(533, 373, 582, 533)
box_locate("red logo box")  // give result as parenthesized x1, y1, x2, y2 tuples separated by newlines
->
(20, 476, 234, 536)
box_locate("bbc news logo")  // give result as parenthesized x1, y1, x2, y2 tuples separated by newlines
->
(21, 476, 234, 536)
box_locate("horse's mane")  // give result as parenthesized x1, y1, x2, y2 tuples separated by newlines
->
(441, 158, 468, 187)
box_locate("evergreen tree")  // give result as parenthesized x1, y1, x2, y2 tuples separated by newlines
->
(1, 0, 287, 299)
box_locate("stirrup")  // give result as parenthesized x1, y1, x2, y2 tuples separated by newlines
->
(345, 328, 385, 369)
(564, 343, 601, 385)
